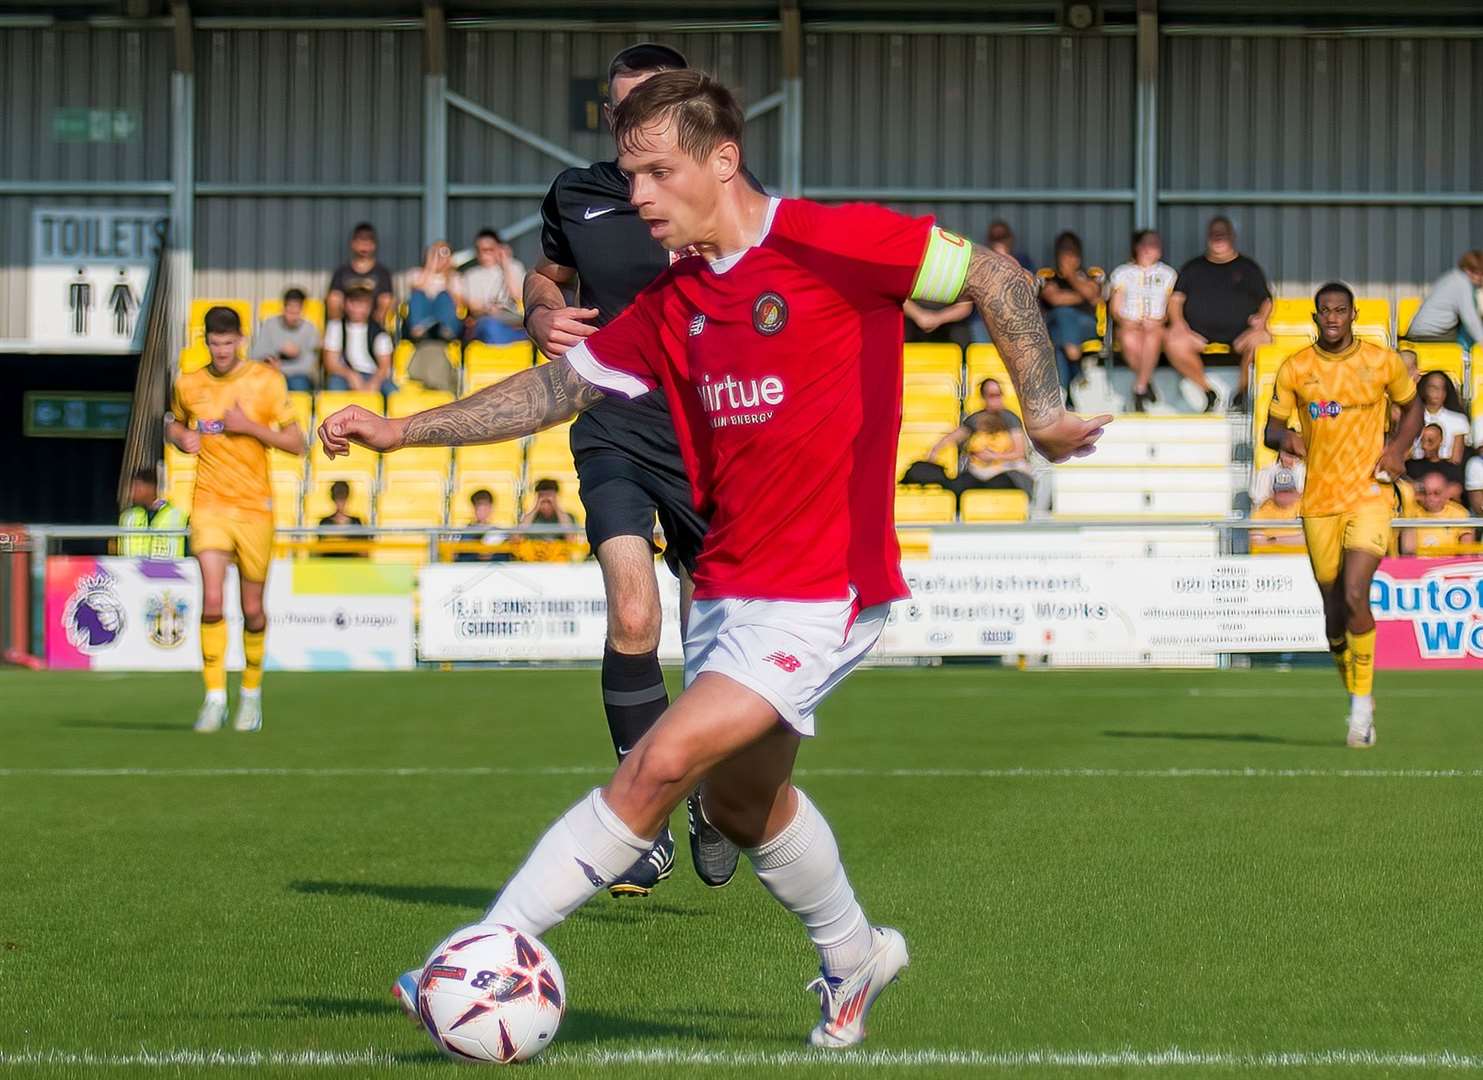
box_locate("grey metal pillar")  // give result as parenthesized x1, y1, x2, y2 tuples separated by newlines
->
(169, 1, 194, 363)
(780, 1, 803, 197)
(1134, 0, 1158, 230)
(423, 1, 449, 244)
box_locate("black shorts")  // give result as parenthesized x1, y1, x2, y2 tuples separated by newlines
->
(577, 450, 707, 578)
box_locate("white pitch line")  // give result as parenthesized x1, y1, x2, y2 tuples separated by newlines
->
(1, 765, 1481, 780)
(3, 1046, 1483, 1070)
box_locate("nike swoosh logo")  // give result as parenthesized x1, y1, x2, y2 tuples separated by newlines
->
(583, 207, 617, 220)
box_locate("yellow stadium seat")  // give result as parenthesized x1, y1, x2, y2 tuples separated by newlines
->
(901, 343, 962, 379)
(286, 390, 314, 433)
(391, 340, 415, 382)
(1266, 297, 1317, 339)
(1397, 296, 1423, 339)
(165, 473, 195, 512)
(1472, 345, 1483, 409)
(463, 341, 534, 377)
(304, 474, 372, 524)
(527, 423, 575, 477)
(377, 480, 448, 526)
(895, 422, 957, 481)
(964, 344, 1021, 418)
(386, 388, 454, 418)
(384, 446, 452, 480)
(178, 341, 210, 374)
(1354, 297, 1391, 345)
(894, 486, 957, 524)
(164, 441, 196, 482)
(315, 390, 383, 418)
(455, 443, 523, 476)
(256, 297, 326, 333)
(901, 374, 962, 427)
(451, 470, 520, 527)
(271, 473, 303, 529)
(959, 488, 1030, 523)
(187, 298, 253, 343)
(1405, 342, 1465, 389)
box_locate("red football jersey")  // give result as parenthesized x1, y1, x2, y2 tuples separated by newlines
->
(566, 197, 972, 606)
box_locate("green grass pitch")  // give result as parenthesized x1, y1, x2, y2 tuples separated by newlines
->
(2, 666, 1481, 1079)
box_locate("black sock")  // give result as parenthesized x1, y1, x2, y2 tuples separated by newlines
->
(601, 645, 668, 761)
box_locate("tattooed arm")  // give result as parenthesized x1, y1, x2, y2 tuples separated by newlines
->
(317, 357, 607, 458)
(957, 245, 1111, 462)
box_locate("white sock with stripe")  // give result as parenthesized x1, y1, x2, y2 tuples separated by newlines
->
(485, 788, 650, 936)
(745, 788, 873, 979)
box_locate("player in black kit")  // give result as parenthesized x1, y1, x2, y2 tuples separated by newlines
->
(523, 44, 737, 897)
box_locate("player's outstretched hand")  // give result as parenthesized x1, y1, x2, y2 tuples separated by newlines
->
(1027, 412, 1112, 463)
(318, 405, 404, 459)
(526, 305, 599, 359)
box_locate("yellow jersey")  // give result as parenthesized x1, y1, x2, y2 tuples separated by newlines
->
(1403, 492, 1474, 556)
(1268, 340, 1416, 517)
(170, 360, 296, 517)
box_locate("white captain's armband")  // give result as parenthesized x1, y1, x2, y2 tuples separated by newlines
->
(909, 227, 972, 304)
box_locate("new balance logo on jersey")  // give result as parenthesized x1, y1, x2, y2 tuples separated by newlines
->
(764, 651, 801, 673)
(689, 314, 706, 337)
(696, 372, 785, 429)
(1309, 400, 1344, 419)
(583, 206, 616, 220)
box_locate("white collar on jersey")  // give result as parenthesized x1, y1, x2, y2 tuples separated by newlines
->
(707, 196, 781, 276)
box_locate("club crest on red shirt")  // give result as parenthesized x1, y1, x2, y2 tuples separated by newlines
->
(752, 292, 788, 336)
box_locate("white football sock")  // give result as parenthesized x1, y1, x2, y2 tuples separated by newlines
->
(204, 689, 227, 706)
(746, 788, 873, 979)
(239, 686, 261, 701)
(1350, 694, 1374, 721)
(485, 788, 650, 936)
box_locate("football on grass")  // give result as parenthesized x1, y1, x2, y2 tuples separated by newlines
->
(415, 922, 566, 1063)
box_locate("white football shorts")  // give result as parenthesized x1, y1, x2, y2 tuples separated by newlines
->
(682, 591, 889, 737)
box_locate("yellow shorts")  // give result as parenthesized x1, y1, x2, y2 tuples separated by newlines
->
(190, 506, 275, 582)
(1301, 501, 1392, 585)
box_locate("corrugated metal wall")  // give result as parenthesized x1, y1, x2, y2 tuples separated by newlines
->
(0, 27, 173, 337)
(1160, 36, 1483, 297)
(193, 27, 425, 303)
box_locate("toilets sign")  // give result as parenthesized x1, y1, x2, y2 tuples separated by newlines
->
(30, 207, 168, 350)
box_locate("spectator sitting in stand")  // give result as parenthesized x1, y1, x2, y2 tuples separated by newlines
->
(118, 466, 188, 559)
(927, 378, 1034, 498)
(1108, 229, 1178, 413)
(249, 287, 321, 391)
(453, 488, 512, 563)
(326, 222, 394, 326)
(1466, 454, 1483, 520)
(1164, 216, 1272, 412)
(462, 229, 528, 345)
(1038, 231, 1102, 397)
(520, 478, 579, 538)
(1405, 423, 1465, 502)
(1411, 371, 1469, 464)
(1406, 250, 1483, 353)
(1250, 448, 1306, 507)
(323, 287, 396, 395)
(1249, 467, 1303, 549)
(316, 480, 365, 559)
(1400, 472, 1473, 556)
(403, 241, 463, 393)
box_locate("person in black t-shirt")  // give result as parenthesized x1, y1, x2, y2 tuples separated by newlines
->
(326, 222, 395, 328)
(1165, 216, 1272, 412)
(519, 43, 735, 897)
(317, 480, 365, 558)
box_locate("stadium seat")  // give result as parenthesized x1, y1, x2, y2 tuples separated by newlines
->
(392, 341, 462, 385)
(901, 343, 962, 380)
(383, 446, 452, 481)
(451, 470, 520, 526)
(163, 442, 195, 510)
(1354, 297, 1391, 345)
(901, 374, 962, 426)
(960, 488, 1030, 523)
(376, 479, 448, 526)
(315, 389, 383, 417)
(1473, 345, 1483, 411)
(965, 344, 1021, 418)
(304, 473, 372, 523)
(1266, 297, 1317, 340)
(178, 341, 210, 374)
(187, 298, 253, 343)
(271, 472, 302, 529)
(386, 387, 454, 418)
(163, 442, 195, 483)
(1407, 342, 1465, 389)
(463, 341, 535, 377)
(286, 390, 313, 432)
(527, 423, 576, 479)
(895, 422, 956, 481)
(256, 297, 326, 333)
(1053, 466, 1232, 519)
(894, 486, 957, 524)
(455, 442, 523, 477)
(1397, 296, 1422, 339)
(1082, 416, 1232, 467)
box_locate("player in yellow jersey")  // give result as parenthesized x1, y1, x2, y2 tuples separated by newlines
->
(1265, 283, 1421, 748)
(166, 307, 306, 732)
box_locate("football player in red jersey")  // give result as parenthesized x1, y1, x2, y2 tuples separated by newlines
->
(324, 71, 1106, 1048)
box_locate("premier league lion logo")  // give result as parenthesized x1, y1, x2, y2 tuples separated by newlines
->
(62, 573, 126, 653)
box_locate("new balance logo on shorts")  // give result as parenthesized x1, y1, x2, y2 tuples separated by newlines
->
(764, 651, 801, 673)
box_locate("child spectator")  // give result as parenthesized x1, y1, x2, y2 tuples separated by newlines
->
(1108, 230, 1177, 413)
(323, 287, 396, 395)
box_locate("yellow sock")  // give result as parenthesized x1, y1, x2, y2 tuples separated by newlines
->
(241, 627, 266, 692)
(1347, 628, 1376, 698)
(1327, 636, 1350, 691)
(200, 619, 228, 694)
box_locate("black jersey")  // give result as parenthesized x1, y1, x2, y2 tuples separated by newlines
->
(539, 160, 677, 461)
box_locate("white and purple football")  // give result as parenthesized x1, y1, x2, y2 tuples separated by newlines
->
(415, 922, 566, 1064)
